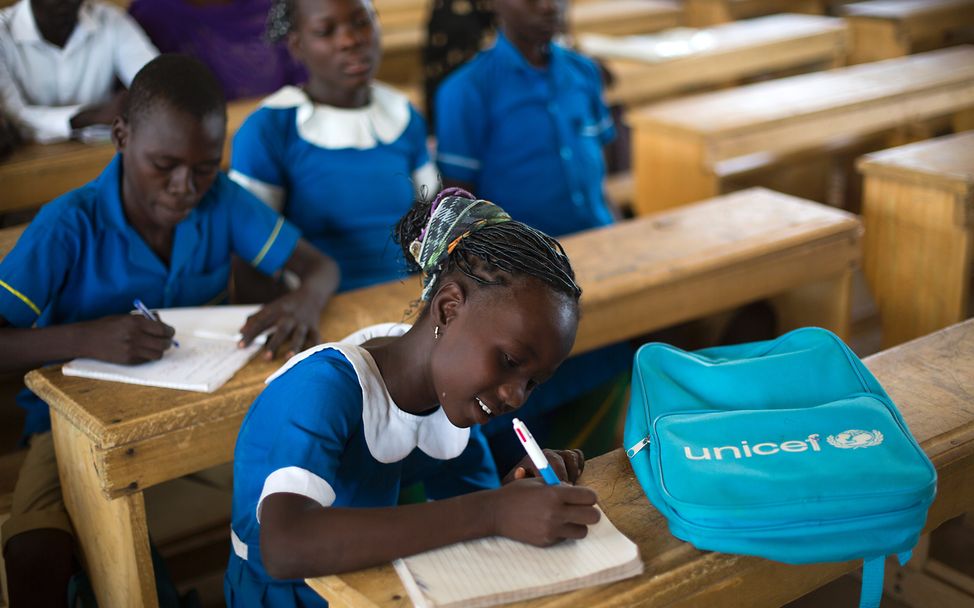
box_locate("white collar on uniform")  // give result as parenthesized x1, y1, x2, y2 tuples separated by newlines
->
(11, 0, 97, 47)
(266, 323, 470, 463)
(261, 83, 411, 150)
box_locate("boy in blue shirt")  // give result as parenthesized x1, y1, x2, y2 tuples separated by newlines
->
(0, 54, 338, 606)
(434, 0, 617, 237)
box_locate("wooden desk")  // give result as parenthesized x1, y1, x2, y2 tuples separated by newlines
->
(629, 46, 974, 215)
(685, 0, 824, 26)
(25, 188, 859, 607)
(308, 318, 974, 607)
(0, 98, 260, 215)
(842, 0, 974, 64)
(857, 131, 974, 349)
(579, 14, 848, 108)
(570, 0, 683, 37)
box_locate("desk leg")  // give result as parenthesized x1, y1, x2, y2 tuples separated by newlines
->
(632, 129, 718, 215)
(51, 414, 159, 608)
(771, 267, 853, 341)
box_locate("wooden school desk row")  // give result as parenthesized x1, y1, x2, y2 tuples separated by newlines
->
(309, 318, 974, 608)
(858, 130, 974, 350)
(841, 0, 974, 65)
(683, 0, 825, 26)
(629, 45, 974, 215)
(25, 187, 860, 607)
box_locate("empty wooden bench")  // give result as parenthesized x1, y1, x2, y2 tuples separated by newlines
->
(24, 187, 859, 607)
(685, 0, 824, 26)
(842, 0, 974, 64)
(579, 13, 848, 108)
(308, 318, 974, 607)
(857, 130, 974, 349)
(570, 0, 683, 37)
(629, 46, 974, 215)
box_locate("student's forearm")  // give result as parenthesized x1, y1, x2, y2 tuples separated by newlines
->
(260, 490, 496, 579)
(286, 240, 340, 309)
(0, 325, 93, 372)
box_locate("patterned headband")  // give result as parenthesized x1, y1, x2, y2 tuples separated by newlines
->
(409, 189, 512, 301)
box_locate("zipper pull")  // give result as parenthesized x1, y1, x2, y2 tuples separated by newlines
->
(626, 435, 651, 459)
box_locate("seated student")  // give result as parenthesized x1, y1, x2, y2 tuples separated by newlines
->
(434, 0, 616, 237)
(225, 189, 597, 606)
(129, 0, 307, 101)
(0, 0, 158, 143)
(0, 54, 339, 607)
(230, 0, 438, 292)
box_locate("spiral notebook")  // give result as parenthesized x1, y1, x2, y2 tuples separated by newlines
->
(393, 506, 643, 608)
(62, 305, 265, 393)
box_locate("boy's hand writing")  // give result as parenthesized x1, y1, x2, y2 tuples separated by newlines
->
(504, 448, 585, 484)
(489, 479, 600, 547)
(79, 314, 175, 364)
(238, 288, 324, 360)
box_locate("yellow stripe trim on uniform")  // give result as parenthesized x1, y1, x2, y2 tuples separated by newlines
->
(0, 279, 41, 316)
(251, 217, 285, 268)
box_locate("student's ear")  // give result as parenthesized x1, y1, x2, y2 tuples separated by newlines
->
(285, 30, 304, 62)
(110, 115, 129, 153)
(430, 282, 466, 331)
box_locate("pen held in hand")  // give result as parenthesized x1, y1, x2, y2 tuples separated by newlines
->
(132, 299, 180, 348)
(513, 417, 560, 485)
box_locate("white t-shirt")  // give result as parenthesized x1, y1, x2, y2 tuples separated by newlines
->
(0, 0, 158, 142)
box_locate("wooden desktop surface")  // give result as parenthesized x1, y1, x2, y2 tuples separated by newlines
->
(307, 318, 974, 607)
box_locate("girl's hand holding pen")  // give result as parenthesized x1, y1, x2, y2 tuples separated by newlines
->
(504, 448, 586, 485)
(488, 480, 600, 547)
(78, 314, 176, 364)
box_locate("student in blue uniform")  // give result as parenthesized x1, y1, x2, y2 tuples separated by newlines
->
(433, 0, 629, 471)
(225, 189, 599, 606)
(230, 0, 439, 292)
(0, 54, 338, 607)
(434, 0, 616, 237)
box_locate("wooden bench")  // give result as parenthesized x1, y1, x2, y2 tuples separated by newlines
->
(579, 13, 848, 108)
(307, 318, 974, 607)
(685, 0, 824, 26)
(842, 0, 974, 64)
(570, 0, 683, 37)
(857, 130, 974, 349)
(24, 187, 860, 607)
(629, 45, 974, 215)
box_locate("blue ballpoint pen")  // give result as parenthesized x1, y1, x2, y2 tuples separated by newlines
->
(133, 299, 180, 348)
(513, 417, 560, 485)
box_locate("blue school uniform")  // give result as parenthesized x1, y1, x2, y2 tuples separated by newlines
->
(225, 323, 499, 607)
(230, 84, 440, 292)
(434, 31, 615, 238)
(0, 155, 300, 438)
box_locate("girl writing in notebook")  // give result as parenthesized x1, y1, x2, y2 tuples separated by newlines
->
(225, 189, 600, 606)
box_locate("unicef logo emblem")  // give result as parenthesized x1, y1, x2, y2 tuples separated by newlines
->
(827, 429, 884, 449)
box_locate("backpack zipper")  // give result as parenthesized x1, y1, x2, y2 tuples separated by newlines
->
(626, 435, 651, 459)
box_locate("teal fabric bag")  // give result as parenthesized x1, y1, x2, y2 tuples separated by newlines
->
(624, 328, 936, 608)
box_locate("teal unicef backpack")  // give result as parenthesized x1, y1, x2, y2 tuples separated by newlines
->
(624, 328, 936, 608)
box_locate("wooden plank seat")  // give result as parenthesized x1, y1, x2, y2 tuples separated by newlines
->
(685, 0, 825, 26)
(842, 0, 974, 64)
(857, 130, 974, 349)
(24, 187, 860, 607)
(579, 13, 848, 108)
(569, 0, 683, 36)
(308, 318, 974, 608)
(629, 46, 974, 215)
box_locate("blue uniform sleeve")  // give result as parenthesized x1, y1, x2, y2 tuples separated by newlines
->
(434, 72, 487, 185)
(229, 108, 289, 209)
(0, 203, 78, 327)
(255, 352, 363, 518)
(407, 106, 431, 171)
(400, 425, 501, 500)
(582, 57, 616, 146)
(221, 177, 300, 276)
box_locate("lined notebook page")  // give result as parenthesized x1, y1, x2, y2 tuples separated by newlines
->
(62, 305, 263, 393)
(394, 506, 643, 608)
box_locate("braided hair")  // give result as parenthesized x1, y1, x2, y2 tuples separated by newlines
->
(395, 189, 582, 306)
(266, 0, 295, 43)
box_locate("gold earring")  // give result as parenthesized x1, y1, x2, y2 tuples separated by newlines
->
(434, 326, 440, 340)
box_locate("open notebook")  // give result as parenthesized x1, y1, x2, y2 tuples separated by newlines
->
(62, 305, 265, 393)
(393, 506, 643, 608)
